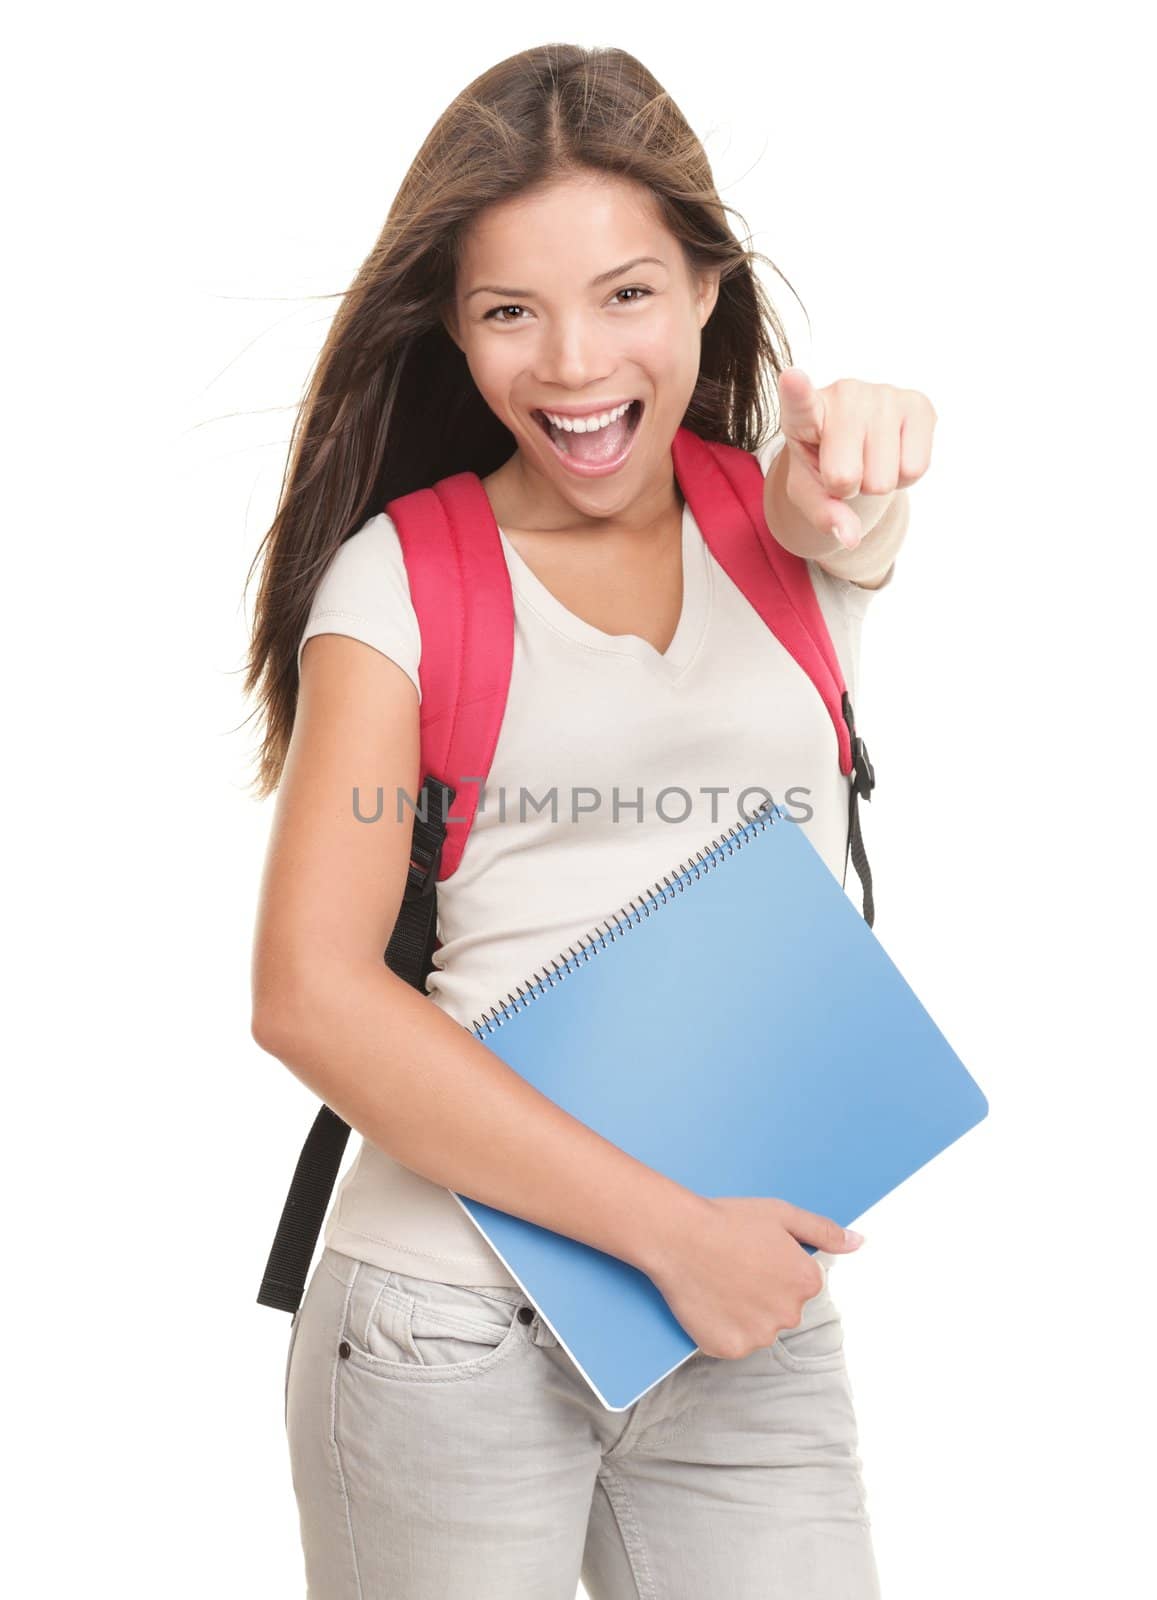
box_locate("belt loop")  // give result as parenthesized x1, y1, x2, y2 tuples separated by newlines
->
(531, 1313, 559, 1348)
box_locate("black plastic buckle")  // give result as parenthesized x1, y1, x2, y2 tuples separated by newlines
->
(841, 692, 875, 803)
(401, 775, 456, 902)
(404, 836, 444, 900)
(852, 735, 876, 801)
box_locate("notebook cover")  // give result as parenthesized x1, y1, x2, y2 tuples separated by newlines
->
(448, 802, 989, 1411)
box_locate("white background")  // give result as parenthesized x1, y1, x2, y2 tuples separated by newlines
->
(7, 2, 1153, 1594)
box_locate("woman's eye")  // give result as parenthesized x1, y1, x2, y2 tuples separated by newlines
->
(484, 287, 652, 325)
(484, 304, 527, 324)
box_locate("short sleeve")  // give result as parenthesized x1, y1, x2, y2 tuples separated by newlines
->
(813, 558, 894, 621)
(296, 512, 422, 702)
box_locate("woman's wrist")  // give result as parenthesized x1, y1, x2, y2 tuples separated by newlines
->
(764, 440, 910, 587)
(627, 1178, 717, 1282)
(814, 487, 909, 588)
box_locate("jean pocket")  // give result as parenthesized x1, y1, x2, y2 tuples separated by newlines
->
(342, 1265, 528, 1383)
(768, 1274, 847, 1375)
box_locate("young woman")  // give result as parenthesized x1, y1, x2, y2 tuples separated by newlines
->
(247, 42, 932, 1600)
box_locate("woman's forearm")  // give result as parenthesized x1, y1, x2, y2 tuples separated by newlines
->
(812, 487, 909, 589)
(253, 962, 710, 1280)
(764, 437, 911, 589)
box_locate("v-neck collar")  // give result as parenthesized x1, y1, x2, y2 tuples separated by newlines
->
(495, 502, 710, 678)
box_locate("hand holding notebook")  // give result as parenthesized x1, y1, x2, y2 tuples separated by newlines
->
(644, 1192, 865, 1361)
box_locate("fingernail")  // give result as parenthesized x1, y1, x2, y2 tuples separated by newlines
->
(831, 524, 858, 550)
(844, 1229, 865, 1247)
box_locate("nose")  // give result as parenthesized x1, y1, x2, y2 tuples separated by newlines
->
(532, 312, 615, 394)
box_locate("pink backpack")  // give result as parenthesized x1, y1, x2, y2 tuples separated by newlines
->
(257, 423, 876, 1314)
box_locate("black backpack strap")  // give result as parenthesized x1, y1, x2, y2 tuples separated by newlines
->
(841, 692, 876, 929)
(256, 775, 455, 1313)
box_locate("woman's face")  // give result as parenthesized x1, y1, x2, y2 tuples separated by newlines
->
(446, 172, 719, 521)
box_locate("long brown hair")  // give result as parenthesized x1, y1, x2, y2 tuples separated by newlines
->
(242, 43, 799, 797)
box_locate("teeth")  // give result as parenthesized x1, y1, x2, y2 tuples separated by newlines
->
(541, 400, 635, 433)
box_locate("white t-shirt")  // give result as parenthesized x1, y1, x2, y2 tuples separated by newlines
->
(294, 434, 894, 1286)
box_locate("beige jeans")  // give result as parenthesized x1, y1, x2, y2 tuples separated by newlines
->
(284, 1246, 880, 1598)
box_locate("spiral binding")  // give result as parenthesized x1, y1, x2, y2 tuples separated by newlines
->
(468, 797, 786, 1037)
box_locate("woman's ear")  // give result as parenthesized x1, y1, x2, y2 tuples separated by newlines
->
(696, 269, 721, 329)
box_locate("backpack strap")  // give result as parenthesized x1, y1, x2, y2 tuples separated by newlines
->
(255, 477, 516, 1316)
(389, 471, 516, 881)
(671, 426, 876, 924)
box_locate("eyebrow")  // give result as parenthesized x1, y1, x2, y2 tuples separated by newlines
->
(465, 255, 668, 301)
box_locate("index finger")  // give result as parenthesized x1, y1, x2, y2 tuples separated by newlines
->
(777, 366, 826, 447)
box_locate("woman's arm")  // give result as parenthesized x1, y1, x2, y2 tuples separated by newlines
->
(250, 632, 708, 1279)
(768, 448, 915, 592)
(764, 433, 910, 591)
(762, 370, 935, 590)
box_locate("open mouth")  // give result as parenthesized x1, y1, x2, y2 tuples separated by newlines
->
(531, 399, 644, 475)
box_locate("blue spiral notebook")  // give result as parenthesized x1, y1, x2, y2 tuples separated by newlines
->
(447, 799, 988, 1412)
